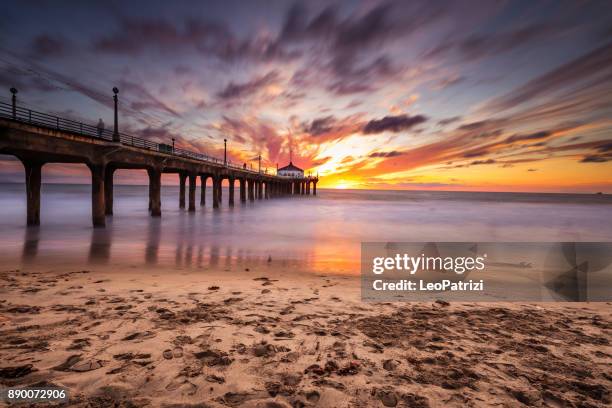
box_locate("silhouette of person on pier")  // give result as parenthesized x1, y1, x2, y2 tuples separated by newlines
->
(97, 118, 105, 137)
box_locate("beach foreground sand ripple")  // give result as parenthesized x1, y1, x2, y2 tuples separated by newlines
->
(0, 266, 610, 407)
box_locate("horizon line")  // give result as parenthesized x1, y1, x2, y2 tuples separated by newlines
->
(0, 180, 608, 196)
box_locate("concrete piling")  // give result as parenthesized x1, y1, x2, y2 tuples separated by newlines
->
(248, 179, 255, 201)
(188, 174, 196, 212)
(240, 179, 246, 203)
(212, 177, 220, 209)
(104, 166, 115, 215)
(200, 175, 208, 206)
(89, 164, 106, 227)
(148, 168, 161, 217)
(179, 172, 187, 209)
(23, 160, 42, 226)
(229, 178, 235, 207)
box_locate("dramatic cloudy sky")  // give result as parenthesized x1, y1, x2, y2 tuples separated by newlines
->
(1, 0, 611, 192)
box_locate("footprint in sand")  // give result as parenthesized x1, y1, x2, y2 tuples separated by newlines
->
(220, 392, 251, 406)
(121, 331, 155, 341)
(0, 364, 35, 379)
(205, 374, 225, 384)
(71, 360, 104, 372)
(53, 355, 104, 372)
(194, 349, 233, 366)
(6, 305, 41, 314)
(165, 378, 197, 395)
(53, 355, 82, 371)
(375, 389, 399, 407)
(383, 359, 401, 371)
(305, 390, 320, 403)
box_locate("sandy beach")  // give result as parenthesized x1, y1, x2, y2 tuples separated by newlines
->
(0, 264, 610, 408)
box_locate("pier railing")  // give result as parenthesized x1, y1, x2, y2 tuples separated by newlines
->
(0, 101, 267, 175)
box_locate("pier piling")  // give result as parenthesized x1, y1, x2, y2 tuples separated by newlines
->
(23, 160, 42, 226)
(148, 168, 161, 217)
(200, 175, 208, 206)
(248, 179, 255, 201)
(229, 178, 235, 207)
(104, 166, 114, 215)
(240, 179, 246, 203)
(89, 164, 106, 227)
(188, 174, 196, 212)
(179, 173, 187, 209)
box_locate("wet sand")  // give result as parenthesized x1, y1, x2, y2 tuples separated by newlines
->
(0, 265, 610, 407)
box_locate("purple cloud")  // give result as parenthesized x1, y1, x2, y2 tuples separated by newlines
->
(363, 114, 428, 134)
(216, 71, 280, 100)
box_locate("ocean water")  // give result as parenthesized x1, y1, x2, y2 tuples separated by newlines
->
(0, 183, 611, 274)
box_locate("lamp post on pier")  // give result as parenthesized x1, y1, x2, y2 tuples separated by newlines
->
(112, 87, 120, 142)
(10, 87, 17, 119)
(172, 138, 176, 152)
(224, 138, 227, 166)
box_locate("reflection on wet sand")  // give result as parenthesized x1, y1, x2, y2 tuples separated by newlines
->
(146, 217, 160, 265)
(88, 225, 112, 264)
(20, 218, 311, 272)
(21, 226, 40, 262)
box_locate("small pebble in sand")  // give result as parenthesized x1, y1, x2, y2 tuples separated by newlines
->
(163, 350, 173, 360)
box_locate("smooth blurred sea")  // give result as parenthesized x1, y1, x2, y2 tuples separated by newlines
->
(0, 183, 611, 274)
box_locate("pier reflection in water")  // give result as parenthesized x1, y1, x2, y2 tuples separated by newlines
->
(11, 183, 328, 272)
(3, 183, 611, 275)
